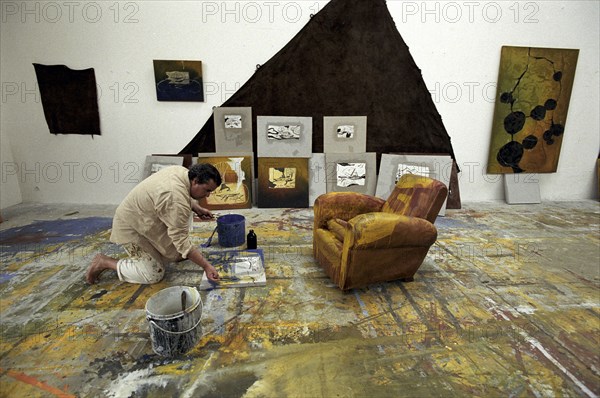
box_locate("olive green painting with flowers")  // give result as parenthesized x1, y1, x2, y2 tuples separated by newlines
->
(487, 46, 579, 174)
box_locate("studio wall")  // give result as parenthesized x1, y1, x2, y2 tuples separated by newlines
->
(0, 1, 598, 207)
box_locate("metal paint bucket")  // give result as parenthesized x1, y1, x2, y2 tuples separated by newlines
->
(217, 214, 245, 247)
(145, 286, 203, 357)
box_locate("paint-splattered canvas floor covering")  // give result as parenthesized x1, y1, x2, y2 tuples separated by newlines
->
(0, 201, 598, 397)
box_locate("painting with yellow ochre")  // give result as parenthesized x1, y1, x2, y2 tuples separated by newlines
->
(487, 46, 579, 173)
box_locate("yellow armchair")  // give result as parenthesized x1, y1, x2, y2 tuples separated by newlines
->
(313, 174, 448, 290)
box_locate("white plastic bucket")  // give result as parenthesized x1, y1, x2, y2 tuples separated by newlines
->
(145, 286, 203, 357)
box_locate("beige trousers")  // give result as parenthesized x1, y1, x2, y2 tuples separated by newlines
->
(116, 243, 165, 284)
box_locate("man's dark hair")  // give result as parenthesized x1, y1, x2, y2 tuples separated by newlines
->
(188, 163, 222, 186)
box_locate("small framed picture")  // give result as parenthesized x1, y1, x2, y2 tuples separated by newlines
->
(257, 116, 312, 158)
(323, 116, 367, 153)
(325, 152, 376, 195)
(214, 107, 253, 152)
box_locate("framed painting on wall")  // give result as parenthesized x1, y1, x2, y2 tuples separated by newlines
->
(196, 152, 254, 210)
(323, 116, 367, 153)
(256, 116, 312, 158)
(257, 157, 309, 208)
(376, 153, 453, 216)
(153, 60, 204, 102)
(487, 46, 579, 174)
(325, 153, 377, 195)
(214, 107, 253, 152)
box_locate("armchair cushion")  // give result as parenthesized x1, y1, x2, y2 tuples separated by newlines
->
(347, 212, 437, 250)
(326, 218, 349, 242)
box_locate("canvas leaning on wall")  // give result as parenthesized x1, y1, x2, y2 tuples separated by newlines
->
(487, 46, 579, 174)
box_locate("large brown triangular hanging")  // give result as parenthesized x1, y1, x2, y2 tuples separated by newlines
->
(180, 0, 460, 206)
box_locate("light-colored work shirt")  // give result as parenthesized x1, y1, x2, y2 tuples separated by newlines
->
(110, 166, 195, 264)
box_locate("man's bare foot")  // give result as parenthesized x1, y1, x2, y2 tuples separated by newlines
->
(86, 254, 118, 284)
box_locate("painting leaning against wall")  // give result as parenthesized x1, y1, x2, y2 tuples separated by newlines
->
(487, 46, 579, 174)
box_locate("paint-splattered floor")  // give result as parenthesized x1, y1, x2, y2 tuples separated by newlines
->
(0, 201, 598, 397)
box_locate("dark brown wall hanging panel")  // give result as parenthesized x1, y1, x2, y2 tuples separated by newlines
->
(180, 0, 457, 171)
(33, 63, 101, 136)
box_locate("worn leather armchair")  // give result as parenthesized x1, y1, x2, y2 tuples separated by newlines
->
(313, 174, 448, 290)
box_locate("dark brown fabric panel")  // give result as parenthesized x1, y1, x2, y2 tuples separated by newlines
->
(33, 63, 100, 136)
(179, 0, 457, 174)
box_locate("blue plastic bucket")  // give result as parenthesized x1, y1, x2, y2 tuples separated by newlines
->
(217, 214, 245, 247)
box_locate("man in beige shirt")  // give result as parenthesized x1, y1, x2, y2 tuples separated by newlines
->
(86, 164, 222, 285)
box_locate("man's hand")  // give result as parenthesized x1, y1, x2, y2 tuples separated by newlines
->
(187, 248, 220, 283)
(203, 263, 220, 283)
(192, 203, 215, 220)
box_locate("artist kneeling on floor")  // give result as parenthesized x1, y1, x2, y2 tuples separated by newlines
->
(86, 163, 222, 285)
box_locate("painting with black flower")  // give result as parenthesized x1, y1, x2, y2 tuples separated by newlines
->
(487, 46, 579, 173)
(153, 60, 204, 101)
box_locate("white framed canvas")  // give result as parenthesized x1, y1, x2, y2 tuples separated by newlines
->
(323, 116, 367, 153)
(256, 116, 312, 158)
(143, 155, 184, 179)
(214, 107, 253, 152)
(376, 153, 453, 216)
(309, 153, 327, 206)
(325, 152, 376, 195)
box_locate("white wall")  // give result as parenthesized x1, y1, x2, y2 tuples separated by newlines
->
(0, 1, 598, 207)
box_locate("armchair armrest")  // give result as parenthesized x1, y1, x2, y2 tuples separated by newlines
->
(313, 192, 385, 230)
(344, 212, 437, 250)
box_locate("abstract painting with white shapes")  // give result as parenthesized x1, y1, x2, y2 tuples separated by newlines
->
(224, 115, 242, 129)
(337, 125, 354, 139)
(267, 125, 301, 140)
(199, 249, 266, 290)
(337, 163, 366, 187)
(269, 167, 296, 189)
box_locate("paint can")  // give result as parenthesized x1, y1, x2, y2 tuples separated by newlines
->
(145, 286, 203, 357)
(217, 214, 245, 247)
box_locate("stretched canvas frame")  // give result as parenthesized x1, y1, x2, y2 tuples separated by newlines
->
(153, 60, 204, 102)
(325, 153, 376, 195)
(199, 249, 265, 290)
(214, 107, 253, 152)
(487, 46, 579, 173)
(376, 153, 452, 216)
(309, 153, 327, 206)
(257, 157, 309, 208)
(143, 155, 184, 179)
(256, 116, 312, 158)
(323, 116, 367, 153)
(197, 152, 254, 210)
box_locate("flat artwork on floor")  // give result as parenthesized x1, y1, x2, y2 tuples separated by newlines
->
(199, 249, 265, 290)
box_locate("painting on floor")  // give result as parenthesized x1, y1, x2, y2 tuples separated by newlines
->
(257, 157, 309, 208)
(153, 60, 204, 102)
(196, 153, 253, 210)
(199, 249, 265, 290)
(487, 46, 579, 173)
